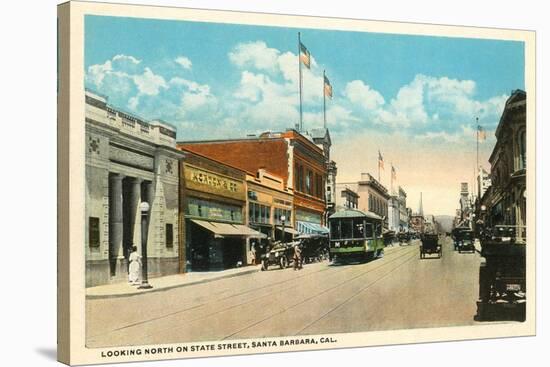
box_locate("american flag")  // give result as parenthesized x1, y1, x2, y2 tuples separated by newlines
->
(477, 125, 486, 141)
(378, 150, 384, 170)
(324, 75, 333, 98)
(299, 42, 311, 69)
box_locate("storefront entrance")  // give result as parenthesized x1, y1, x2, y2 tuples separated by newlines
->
(186, 219, 264, 271)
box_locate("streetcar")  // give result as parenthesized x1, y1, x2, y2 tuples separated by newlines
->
(328, 209, 385, 263)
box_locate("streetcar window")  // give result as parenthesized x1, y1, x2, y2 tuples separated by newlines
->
(330, 220, 341, 239)
(375, 222, 382, 237)
(364, 222, 373, 238)
(341, 219, 353, 239)
(353, 220, 365, 239)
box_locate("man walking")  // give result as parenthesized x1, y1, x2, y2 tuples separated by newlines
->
(293, 244, 302, 270)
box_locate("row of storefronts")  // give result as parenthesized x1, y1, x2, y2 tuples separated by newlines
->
(474, 90, 527, 241)
(85, 90, 331, 286)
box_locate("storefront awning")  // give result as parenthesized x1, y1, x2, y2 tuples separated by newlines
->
(191, 219, 267, 239)
(296, 221, 329, 235)
(275, 226, 299, 235)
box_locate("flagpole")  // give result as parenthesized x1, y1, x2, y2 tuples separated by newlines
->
(298, 32, 303, 132)
(390, 162, 393, 194)
(323, 70, 327, 129)
(476, 117, 479, 197)
(378, 150, 381, 183)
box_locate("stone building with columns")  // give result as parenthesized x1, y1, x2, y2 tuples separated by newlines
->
(85, 90, 185, 287)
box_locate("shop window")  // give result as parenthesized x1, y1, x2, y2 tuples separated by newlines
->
(166, 223, 173, 247)
(89, 217, 100, 248)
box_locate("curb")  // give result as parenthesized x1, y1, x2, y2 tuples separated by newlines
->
(86, 266, 260, 300)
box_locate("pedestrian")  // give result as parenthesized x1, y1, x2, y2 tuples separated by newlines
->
(293, 244, 302, 271)
(250, 241, 257, 265)
(128, 245, 141, 285)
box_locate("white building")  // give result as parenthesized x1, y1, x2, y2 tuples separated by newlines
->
(85, 90, 185, 287)
(388, 195, 400, 231)
(477, 167, 492, 198)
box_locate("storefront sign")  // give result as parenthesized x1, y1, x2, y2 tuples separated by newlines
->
(186, 197, 243, 223)
(295, 209, 322, 224)
(184, 165, 245, 200)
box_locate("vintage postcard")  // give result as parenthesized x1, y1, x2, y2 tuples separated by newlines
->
(57, 1, 536, 365)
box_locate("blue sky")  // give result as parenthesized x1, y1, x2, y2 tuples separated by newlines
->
(84, 15, 525, 215)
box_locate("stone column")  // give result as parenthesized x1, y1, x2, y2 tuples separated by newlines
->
(109, 173, 124, 275)
(130, 177, 143, 252)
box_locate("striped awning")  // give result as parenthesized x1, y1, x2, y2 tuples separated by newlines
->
(296, 221, 329, 235)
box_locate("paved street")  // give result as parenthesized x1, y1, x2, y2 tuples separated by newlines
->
(86, 237, 483, 348)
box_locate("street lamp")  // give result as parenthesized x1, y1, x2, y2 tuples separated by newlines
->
(281, 215, 286, 245)
(138, 201, 153, 289)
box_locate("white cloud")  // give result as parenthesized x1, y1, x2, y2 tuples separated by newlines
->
(86, 60, 113, 87)
(132, 67, 167, 96)
(229, 41, 280, 71)
(175, 56, 192, 70)
(128, 96, 139, 110)
(344, 80, 385, 110)
(233, 71, 267, 102)
(112, 54, 141, 64)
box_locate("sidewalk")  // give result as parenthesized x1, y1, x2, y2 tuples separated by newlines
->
(86, 264, 261, 300)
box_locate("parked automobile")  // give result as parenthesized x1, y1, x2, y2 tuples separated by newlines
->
(260, 241, 298, 271)
(296, 234, 329, 264)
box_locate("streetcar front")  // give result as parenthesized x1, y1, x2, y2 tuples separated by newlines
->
(328, 210, 384, 262)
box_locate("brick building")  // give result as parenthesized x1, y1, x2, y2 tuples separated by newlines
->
(178, 129, 328, 235)
(179, 150, 265, 271)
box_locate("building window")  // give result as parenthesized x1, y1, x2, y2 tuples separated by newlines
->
(274, 208, 291, 225)
(300, 166, 305, 192)
(305, 170, 312, 195)
(89, 217, 100, 248)
(165, 223, 174, 247)
(518, 130, 526, 170)
(294, 164, 300, 192)
(250, 203, 271, 224)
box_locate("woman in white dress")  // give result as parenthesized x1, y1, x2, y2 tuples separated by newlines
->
(128, 246, 141, 285)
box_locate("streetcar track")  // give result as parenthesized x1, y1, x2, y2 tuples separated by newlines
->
(88, 260, 342, 339)
(88, 245, 417, 345)
(221, 248, 418, 340)
(295, 252, 417, 335)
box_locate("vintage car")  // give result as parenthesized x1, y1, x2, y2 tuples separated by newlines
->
(295, 234, 329, 264)
(260, 241, 299, 271)
(475, 225, 526, 321)
(420, 233, 441, 259)
(457, 229, 475, 253)
(397, 231, 411, 244)
(452, 226, 471, 251)
(382, 230, 397, 246)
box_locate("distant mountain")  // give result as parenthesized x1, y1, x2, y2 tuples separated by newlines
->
(435, 215, 454, 233)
